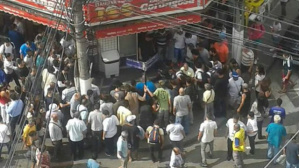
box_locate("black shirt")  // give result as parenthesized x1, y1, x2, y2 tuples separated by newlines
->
(139, 39, 156, 61)
(122, 124, 140, 149)
(139, 104, 154, 131)
(185, 84, 197, 102)
(213, 76, 228, 99)
(17, 66, 29, 78)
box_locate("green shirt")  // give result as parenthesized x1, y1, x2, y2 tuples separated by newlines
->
(154, 88, 170, 111)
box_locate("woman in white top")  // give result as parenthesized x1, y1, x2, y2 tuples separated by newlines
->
(169, 147, 184, 168)
(255, 64, 266, 97)
(246, 112, 258, 155)
(250, 99, 265, 140)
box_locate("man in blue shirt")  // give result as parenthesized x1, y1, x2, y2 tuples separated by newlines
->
(136, 75, 156, 100)
(266, 115, 286, 164)
(86, 155, 101, 168)
(7, 92, 24, 139)
(269, 98, 286, 123)
(19, 41, 36, 59)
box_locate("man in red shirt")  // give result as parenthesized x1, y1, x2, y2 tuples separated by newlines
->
(213, 39, 229, 64)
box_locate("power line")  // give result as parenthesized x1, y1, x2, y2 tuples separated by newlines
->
(4, 0, 68, 166)
(128, 6, 299, 57)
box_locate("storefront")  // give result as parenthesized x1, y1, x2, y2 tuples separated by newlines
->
(85, 0, 213, 72)
(0, 0, 213, 75)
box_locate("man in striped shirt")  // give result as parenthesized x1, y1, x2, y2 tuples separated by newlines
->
(241, 48, 254, 75)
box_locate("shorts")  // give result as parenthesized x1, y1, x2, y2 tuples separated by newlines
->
(282, 72, 292, 85)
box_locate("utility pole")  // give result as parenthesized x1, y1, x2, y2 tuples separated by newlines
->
(232, 0, 245, 64)
(72, 0, 91, 94)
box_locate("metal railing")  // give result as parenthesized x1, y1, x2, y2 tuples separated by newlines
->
(264, 129, 299, 168)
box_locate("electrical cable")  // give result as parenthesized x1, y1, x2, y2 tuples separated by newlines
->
(128, 6, 299, 57)
(210, 0, 299, 27)
(201, 4, 299, 37)
(129, 4, 299, 45)
(4, 0, 67, 166)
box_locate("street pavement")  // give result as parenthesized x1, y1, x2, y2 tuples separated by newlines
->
(1, 0, 299, 168)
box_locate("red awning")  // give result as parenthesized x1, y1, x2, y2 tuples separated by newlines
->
(95, 14, 201, 39)
(0, 2, 68, 31)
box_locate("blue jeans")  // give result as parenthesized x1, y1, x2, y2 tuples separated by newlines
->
(286, 161, 299, 168)
(174, 48, 184, 63)
(267, 144, 280, 163)
(175, 115, 189, 135)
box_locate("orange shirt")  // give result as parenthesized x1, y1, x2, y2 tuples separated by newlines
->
(213, 42, 229, 64)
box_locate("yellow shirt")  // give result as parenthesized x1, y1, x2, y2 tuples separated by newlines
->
(203, 90, 215, 104)
(22, 124, 36, 147)
(117, 106, 132, 126)
(233, 128, 245, 152)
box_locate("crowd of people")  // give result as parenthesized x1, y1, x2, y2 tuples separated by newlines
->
(0, 14, 297, 168)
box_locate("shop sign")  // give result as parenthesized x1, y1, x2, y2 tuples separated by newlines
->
(84, 0, 210, 25)
(0, 3, 67, 31)
(5, 0, 71, 17)
(96, 14, 201, 38)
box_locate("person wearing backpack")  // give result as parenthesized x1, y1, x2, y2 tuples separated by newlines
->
(194, 62, 209, 110)
(194, 62, 209, 89)
(145, 119, 164, 163)
(0, 39, 15, 61)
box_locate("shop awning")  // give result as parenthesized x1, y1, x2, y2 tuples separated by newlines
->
(95, 14, 201, 39)
(0, 2, 68, 31)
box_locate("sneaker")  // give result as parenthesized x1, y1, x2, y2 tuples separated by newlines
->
(201, 162, 208, 167)
(105, 153, 111, 157)
(269, 48, 275, 52)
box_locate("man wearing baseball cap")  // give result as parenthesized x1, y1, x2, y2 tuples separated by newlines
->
(122, 115, 140, 161)
(228, 71, 244, 117)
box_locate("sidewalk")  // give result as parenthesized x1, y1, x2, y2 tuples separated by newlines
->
(258, 0, 299, 72)
(3, 1, 299, 168)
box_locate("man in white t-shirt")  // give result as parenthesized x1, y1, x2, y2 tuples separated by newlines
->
(198, 114, 217, 167)
(226, 114, 246, 161)
(166, 122, 185, 151)
(173, 88, 192, 135)
(102, 109, 120, 156)
(0, 39, 15, 60)
(88, 103, 104, 158)
(185, 32, 197, 47)
(0, 116, 10, 159)
(173, 28, 185, 66)
(65, 112, 87, 160)
(246, 112, 258, 155)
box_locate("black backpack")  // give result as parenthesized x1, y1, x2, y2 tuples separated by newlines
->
(149, 127, 160, 143)
(197, 71, 209, 88)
